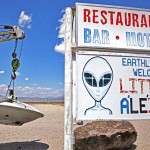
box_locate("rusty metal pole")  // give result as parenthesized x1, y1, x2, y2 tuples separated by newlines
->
(64, 7, 73, 150)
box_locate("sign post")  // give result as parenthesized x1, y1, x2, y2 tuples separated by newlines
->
(64, 7, 73, 150)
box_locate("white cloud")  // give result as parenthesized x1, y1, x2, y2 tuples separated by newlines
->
(55, 13, 66, 54)
(0, 70, 4, 74)
(0, 84, 7, 88)
(0, 84, 64, 98)
(58, 14, 65, 38)
(32, 84, 38, 86)
(18, 11, 32, 28)
(0, 84, 7, 96)
(55, 10, 75, 54)
(55, 41, 65, 54)
(25, 77, 29, 81)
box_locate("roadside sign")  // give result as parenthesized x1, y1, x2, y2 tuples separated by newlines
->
(77, 53, 150, 120)
(76, 3, 150, 51)
(64, 4, 150, 150)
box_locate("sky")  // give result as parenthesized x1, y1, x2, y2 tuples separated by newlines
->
(0, 0, 150, 98)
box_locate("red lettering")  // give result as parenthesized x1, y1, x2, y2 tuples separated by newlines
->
(138, 79, 146, 94)
(108, 11, 115, 25)
(84, 9, 91, 22)
(100, 10, 107, 25)
(120, 78, 150, 94)
(146, 79, 150, 93)
(129, 78, 138, 94)
(120, 78, 128, 93)
(132, 13, 139, 27)
(116, 12, 123, 25)
(83, 9, 150, 28)
(125, 13, 131, 26)
(141, 14, 148, 27)
(93, 10, 98, 23)
(149, 15, 150, 27)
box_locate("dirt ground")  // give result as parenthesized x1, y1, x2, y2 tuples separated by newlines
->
(0, 103, 149, 150)
(0, 103, 64, 150)
(129, 120, 150, 150)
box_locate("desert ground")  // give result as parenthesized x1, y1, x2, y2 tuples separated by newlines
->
(0, 103, 149, 150)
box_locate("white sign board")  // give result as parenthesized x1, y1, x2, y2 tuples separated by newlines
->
(76, 3, 150, 51)
(77, 53, 150, 120)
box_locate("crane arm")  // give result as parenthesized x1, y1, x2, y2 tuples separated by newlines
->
(0, 25, 25, 42)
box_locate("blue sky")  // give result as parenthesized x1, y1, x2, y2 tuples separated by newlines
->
(0, 0, 150, 98)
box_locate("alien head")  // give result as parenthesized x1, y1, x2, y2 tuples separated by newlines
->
(82, 57, 113, 102)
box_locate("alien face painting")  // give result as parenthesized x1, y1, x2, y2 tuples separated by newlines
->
(77, 54, 150, 120)
(82, 56, 113, 115)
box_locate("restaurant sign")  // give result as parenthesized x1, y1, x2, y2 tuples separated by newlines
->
(76, 3, 150, 51)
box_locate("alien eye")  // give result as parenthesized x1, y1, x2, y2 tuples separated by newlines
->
(84, 73, 97, 87)
(99, 73, 111, 87)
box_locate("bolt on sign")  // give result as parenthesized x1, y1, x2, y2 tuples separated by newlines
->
(76, 53, 150, 120)
(76, 3, 150, 51)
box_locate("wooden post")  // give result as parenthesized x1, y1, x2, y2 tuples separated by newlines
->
(64, 7, 73, 150)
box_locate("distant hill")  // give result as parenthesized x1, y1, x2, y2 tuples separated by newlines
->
(0, 95, 64, 102)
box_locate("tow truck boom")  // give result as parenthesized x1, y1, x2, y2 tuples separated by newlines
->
(0, 25, 25, 42)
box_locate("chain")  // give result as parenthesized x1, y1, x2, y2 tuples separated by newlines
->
(14, 39, 18, 53)
(5, 79, 13, 97)
(5, 39, 21, 99)
(19, 39, 24, 61)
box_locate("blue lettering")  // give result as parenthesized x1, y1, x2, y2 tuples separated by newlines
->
(122, 58, 150, 68)
(84, 28, 91, 43)
(141, 59, 146, 67)
(148, 69, 150, 77)
(126, 32, 150, 47)
(127, 58, 131, 66)
(133, 69, 138, 76)
(102, 30, 110, 44)
(137, 32, 144, 47)
(132, 59, 136, 66)
(126, 32, 137, 46)
(133, 68, 150, 77)
(120, 97, 129, 114)
(146, 60, 150, 67)
(122, 58, 127, 66)
(84, 28, 110, 45)
(93, 29, 101, 44)
(144, 33, 150, 47)
(138, 69, 143, 76)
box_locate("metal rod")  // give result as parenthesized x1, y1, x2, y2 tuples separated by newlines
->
(13, 79, 15, 98)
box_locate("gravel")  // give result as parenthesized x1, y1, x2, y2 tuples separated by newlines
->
(0, 103, 64, 150)
(0, 103, 149, 150)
